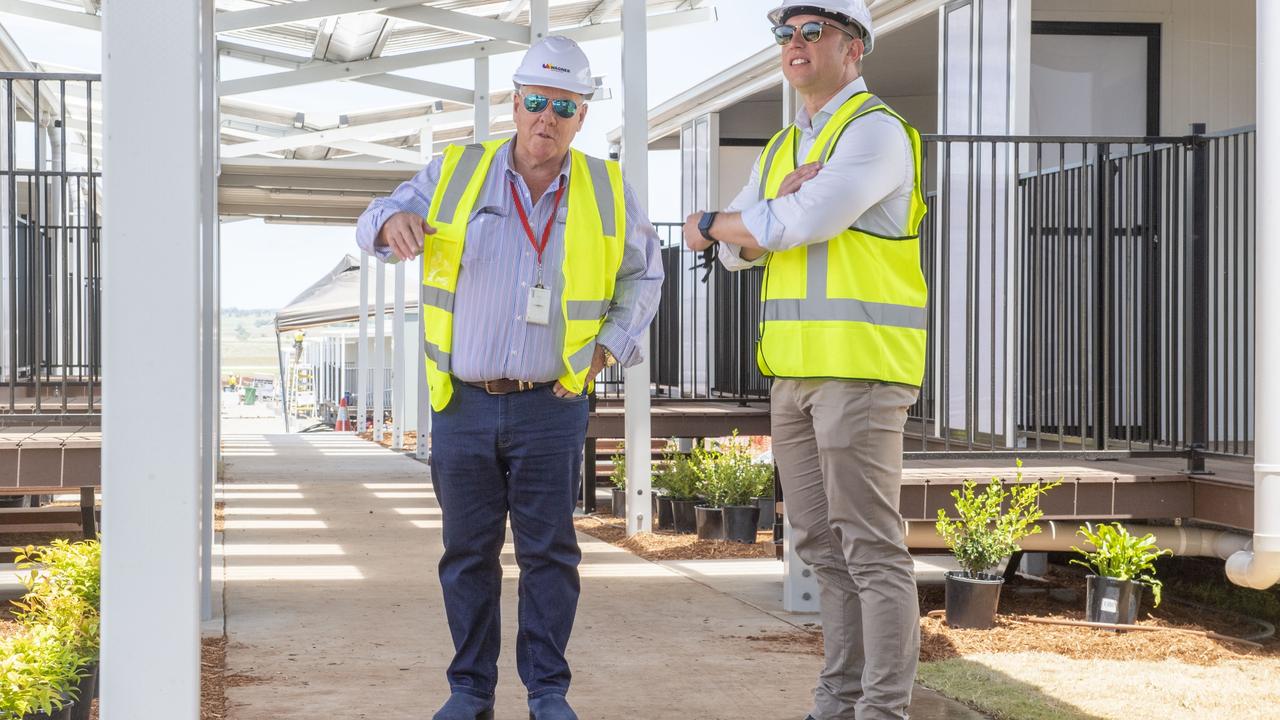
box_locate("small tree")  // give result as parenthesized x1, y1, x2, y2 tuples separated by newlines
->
(1071, 522, 1174, 607)
(658, 451, 700, 500)
(935, 461, 1061, 577)
(609, 444, 626, 490)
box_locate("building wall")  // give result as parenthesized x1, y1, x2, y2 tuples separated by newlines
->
(1033, 0, 1256, 133)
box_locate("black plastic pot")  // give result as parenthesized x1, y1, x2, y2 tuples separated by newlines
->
(1085, 575, 1143, 625)
(754, 496, 774, 530)
(670, 498, 699, 534)
(694, 505, 725, 541)
(610, 487, 626, 518)
(944, 571, 1004, 629)
(655, 495, 674, 531)
(25, 698, 74, 720)
(70, 662, 97, 720)
(723, 505, 761, 543)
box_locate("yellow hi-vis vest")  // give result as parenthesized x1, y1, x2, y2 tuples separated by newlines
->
(755, 92, 928, 386)
(421, 139, 626, 411)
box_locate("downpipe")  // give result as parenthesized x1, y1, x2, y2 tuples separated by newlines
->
(1225, 468, 1280, 589)
(1234, 5, 1280, 591)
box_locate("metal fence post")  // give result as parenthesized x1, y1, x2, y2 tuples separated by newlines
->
(1187, 123, 1210, 473)
(1092, 144, 1110, 451)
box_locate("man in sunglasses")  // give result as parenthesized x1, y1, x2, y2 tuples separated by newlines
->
(683, 2, 926, 719)
(356, 35, 663, 720)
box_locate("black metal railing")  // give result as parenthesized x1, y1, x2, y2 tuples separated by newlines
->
(915, 127, 1255, 464)
(592, 223, 769, 402)
(0, 73, 102, 424)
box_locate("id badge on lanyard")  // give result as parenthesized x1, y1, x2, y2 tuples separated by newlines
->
(510, 179, 565, 327)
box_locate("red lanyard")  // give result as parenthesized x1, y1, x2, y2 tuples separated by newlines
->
(508, 179, 566, 268)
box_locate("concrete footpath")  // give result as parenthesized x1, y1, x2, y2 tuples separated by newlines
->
(217, 430, 982, 719)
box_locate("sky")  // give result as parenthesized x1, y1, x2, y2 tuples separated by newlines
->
(0, 1, 780, 309)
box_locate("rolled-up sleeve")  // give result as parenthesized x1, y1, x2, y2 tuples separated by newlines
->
(355, 157, 444, 263)
(596, 183, 665, 367)
(739, 113, 909, 252)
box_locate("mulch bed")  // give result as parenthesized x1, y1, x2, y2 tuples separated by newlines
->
(743, 571, 1280, 666)
(358, 429, 418, 452)
(573, 514, 776, 561)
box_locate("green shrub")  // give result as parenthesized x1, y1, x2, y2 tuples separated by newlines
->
(691, 432, 768, 507)
(15, 539, 101, 657)
(0, 622, 83, 719)
(935, 461, 1061, 577)
(657, 451, 700, 500)
(609, 447, 626, 490)
(1071, 522, 1174, 607)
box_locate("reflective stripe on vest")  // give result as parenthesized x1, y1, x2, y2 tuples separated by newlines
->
(421, 139, 625, 411)
(755, 92, 929, 386)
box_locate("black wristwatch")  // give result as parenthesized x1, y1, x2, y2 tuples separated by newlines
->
(698, 211, 719, 243)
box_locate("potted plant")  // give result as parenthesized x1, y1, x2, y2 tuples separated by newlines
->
(609, 447, 627, 519)
(14, 540, 101, 720)
(719, 440, 771, 544)
(651, 444, 676, 531)
(663, 452, 701, 534)
(692, 442, 734, 541)
(753, 457, 776, 531)
(1071, 522, 1173, 625)
(935, 461, 1060, 629)
(0, 622, 84, 720)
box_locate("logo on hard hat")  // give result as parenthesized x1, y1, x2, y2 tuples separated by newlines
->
(541, 63, 572, 73)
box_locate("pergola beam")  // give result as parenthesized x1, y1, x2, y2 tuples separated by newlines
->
(380, 5, 530, 44)
(355, 74, 475, 105)
(499, 0, 530, 23)
(562, 6, 714, 44)
(213, 0, 427, 34)
(218, 39, 525, 97)
(220, 113, 434, 157)
(328, 138, 422, 164)
(0, 0, 101, 30)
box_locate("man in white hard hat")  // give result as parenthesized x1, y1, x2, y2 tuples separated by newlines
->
(683, 2, 925, 719)
(356, 36, 663, 720)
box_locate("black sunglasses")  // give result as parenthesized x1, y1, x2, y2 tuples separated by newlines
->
(772, 20, 859, 46)
(520, 92, 581, 119)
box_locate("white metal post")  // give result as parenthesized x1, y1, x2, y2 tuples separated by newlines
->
(374, 262, 387, 443)
(529, 0, 549, 42)
(357, 254, 370, 433)
(474, 56, 490, 142)
(101, 0, 208, 715)
(621, 0, 651, 536)
(200, 0, 218, 624)
(392, 261, 406, 450)
(416, 256, 431, 459)
(1227, 1, 1280, 589)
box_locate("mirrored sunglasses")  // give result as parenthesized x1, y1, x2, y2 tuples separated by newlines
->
(772, 20, 858, 46)
(521, 93, 580, 119)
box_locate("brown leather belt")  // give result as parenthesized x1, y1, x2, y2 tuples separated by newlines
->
(463, 378, 556, 395)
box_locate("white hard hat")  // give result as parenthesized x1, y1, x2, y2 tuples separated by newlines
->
(512, 35, 595, 95)
(767, 1, 875, 54)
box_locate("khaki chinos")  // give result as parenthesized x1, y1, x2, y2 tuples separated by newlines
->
(771, 378, 920, 720)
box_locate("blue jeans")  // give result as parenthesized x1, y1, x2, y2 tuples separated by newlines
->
(429, 382, 588, 700)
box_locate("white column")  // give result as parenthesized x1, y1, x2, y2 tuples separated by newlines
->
(199, 0, 218, 624)
(474, 56, 490, 142)
(420, 125, 435, 163)
(392, 261, 406, 450)
(1227, 2, 1280, 590)
(621, 0, 651, 537)
(374, 263, 387, 443)
(101, 0, 208, 716)
(416, 256, 431, 460)
(529, 0, 549, 42)
(357, 254, 370, 433)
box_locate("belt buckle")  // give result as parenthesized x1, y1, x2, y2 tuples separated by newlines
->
(482, 380, 502, 395)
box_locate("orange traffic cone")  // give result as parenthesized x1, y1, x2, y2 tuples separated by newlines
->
(336, 396, 349, 431)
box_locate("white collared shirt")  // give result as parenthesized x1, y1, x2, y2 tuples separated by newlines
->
(719, 76, 914, 270)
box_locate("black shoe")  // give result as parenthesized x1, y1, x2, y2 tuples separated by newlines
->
(432, 692, 495, 720)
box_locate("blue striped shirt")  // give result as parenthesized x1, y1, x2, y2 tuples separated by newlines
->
(355, 142, 664, 383)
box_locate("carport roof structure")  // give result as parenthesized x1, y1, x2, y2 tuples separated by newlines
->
(1, 0, 715, 220)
